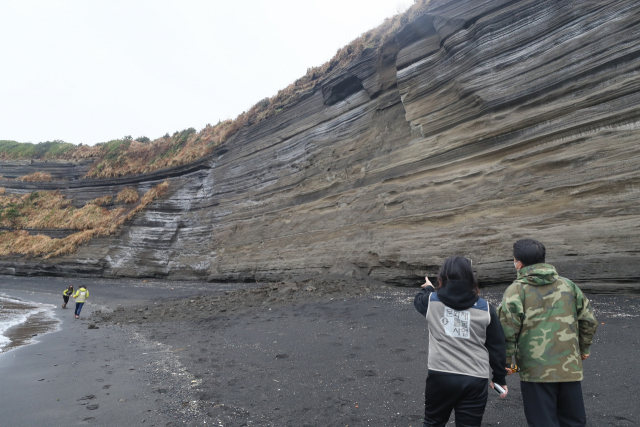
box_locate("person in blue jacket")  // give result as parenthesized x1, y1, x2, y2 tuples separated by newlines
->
(414, 256, 508, 427)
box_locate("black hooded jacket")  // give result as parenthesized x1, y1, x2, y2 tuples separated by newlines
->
(414, 281, 507, 386)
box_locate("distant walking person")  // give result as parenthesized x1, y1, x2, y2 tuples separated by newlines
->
(72, 285, 89, 319)
(414, 256, 508, 427)
(499, 239, 598, 427)
(62, 285, 74, 309)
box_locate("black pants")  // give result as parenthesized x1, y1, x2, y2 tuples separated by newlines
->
(63, 295, 69, 304)
(520, 381, 586, 427)
(423, 372, 488, 427)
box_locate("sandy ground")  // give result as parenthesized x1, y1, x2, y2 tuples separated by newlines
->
(1, 276, 639, 426)
(0, 276, 245, 427)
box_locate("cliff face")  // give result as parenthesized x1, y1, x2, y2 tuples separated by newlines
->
(2, 0, 640, 289)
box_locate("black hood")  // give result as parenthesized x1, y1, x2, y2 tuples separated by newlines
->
(436, 280, 479, 311)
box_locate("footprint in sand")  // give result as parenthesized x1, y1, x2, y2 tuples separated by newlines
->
(102, 385, 111, 389)
(356, 369, 377, 377)
(77, 395, 96, 401)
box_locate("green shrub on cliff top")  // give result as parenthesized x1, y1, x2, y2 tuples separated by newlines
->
(0, 140, 76, 160)
(0, 0, 432, 178)
(102, 139, 132, 162)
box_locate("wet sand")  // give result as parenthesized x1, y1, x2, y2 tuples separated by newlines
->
(1, 276, 639, 426)
(0, 277, 236, 427)
(0, 295, 59, 353)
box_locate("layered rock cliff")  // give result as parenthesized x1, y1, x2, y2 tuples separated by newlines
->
(2, 0, 639, 290)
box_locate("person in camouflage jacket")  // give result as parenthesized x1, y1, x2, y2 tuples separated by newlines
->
(499, 239, 598, 427)
(500, 264, 598, 382)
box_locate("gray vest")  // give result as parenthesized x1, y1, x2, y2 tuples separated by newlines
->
(425, 293, 491, 378)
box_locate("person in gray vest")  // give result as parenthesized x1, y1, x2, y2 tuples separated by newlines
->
(414, 256, 508, 427)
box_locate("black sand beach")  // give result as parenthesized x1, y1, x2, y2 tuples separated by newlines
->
(1, 276, 639, 426)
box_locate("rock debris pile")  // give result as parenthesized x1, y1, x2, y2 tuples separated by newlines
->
(96, 279, 392, 325)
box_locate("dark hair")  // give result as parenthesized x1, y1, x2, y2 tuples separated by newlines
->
(513, 239, 546, 266)
(437, 256, 480, 296)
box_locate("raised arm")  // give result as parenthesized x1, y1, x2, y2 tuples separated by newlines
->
(414, 277, 435, 316)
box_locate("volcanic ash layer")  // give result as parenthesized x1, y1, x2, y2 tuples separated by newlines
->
(1, 0, 640, 289)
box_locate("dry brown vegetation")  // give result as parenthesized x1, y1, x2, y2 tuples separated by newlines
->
(0, 181, 169, 259)
(0, 190, 125, 230)
(116, 187, 139, 204)
(87, 195, 112, 206)
(0, 1, 430, 179)
(16, 172, 53, 182)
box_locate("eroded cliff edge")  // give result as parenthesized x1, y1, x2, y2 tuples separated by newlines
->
(2, 0, 639, 290)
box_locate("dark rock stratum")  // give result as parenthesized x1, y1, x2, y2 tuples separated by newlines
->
(1, 0, 639, 291)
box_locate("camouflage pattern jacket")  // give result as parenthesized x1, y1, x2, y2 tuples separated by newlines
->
(499, 264, 598, 382)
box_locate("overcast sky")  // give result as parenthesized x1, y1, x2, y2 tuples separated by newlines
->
(0, 0, 410, 145)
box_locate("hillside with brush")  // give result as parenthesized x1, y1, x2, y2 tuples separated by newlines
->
(0, 0, 431, 179)
(0, 0, 639, 292)
(0, 182, 168, 259)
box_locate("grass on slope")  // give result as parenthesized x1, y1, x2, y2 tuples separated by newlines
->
(0, 140, 76, 160)
(0, 181, 169, 259)
(0, 0, 431, 178)
(15, 172, 53, 182)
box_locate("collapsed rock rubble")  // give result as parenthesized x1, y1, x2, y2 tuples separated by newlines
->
(95, 278, 393, 325)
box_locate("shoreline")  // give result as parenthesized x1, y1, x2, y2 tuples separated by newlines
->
(0, 276, 232, 427)
(1, 276, 639, 426)
(0, 291, 60, 354)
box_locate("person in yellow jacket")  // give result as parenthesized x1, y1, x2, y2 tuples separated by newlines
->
(62, 285, 74, 309)
(72, 285, 89, 319)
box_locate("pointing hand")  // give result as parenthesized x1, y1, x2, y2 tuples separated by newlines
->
(421, 277, 433, 288)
